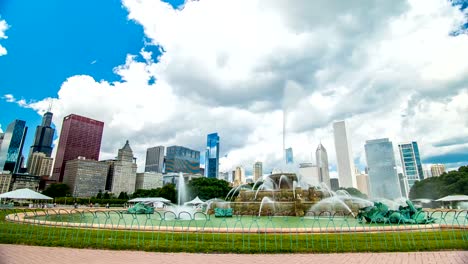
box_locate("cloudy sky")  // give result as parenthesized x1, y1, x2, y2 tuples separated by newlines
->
(0, 0, 467, 176)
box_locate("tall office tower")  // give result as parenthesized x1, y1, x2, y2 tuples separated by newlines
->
(205, 133, 220, 178)
(316, 143, 330, 188)
(365, 138, 401, 199)
(27, 152, 53, 177)
(52, 114, 104, 182)
(253, 161, 263, 182)
(145, 146, 165, 173)
(355, 173, 370, 197)
(165, 146, 200, 174)
(29, 111, 55, 158)
(430, 164, 446, 177)
(0, 120, 28, 173)
(330, 178, 340, 191)
(298, 163, 319, 187)
(398, 142, 424, 192)
(285, 147, 294, 164)
(63, 158, 109, 197)
(398, 173, 409, 198)
(333, 121, 357, 188)
(105, 140, 137, 195)
(233, 166, 245, 186)
(0, 133, 4, 150)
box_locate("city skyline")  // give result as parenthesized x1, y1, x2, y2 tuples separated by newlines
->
(1, 0, 467, 177)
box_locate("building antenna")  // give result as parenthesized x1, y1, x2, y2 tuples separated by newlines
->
(47, 99, 53, 112)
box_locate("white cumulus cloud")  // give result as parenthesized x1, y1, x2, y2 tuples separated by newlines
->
(0, 19, 9, 56)
(12, 0, 468, 175)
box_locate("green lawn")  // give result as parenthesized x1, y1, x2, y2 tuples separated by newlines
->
(1, 209, 467, 253)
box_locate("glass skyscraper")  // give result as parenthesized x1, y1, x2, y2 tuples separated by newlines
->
(398, 142, 424, 193)
(285, 147, 294, 164)
(0, 119, 28, 173)
(29, 111, 55, 157)
(364, 138, 401, 199)
(205, 133, 219, 178)
(165, 146, 200, 174)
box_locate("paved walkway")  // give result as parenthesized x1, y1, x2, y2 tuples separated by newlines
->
(0, 244, 466, 264)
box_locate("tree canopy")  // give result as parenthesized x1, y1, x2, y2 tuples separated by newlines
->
(409, 166, 468, 200)
(132, 184, 177, 203)
(187, 177, 231, 201)
(42, 183, 70, 198)
(338, 187, 368, 199)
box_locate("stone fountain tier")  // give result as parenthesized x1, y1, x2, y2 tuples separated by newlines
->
(268, 173, 298, 189)
(231, 187, 343, 216)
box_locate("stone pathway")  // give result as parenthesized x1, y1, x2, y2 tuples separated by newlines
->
(0, 244, 466, 264)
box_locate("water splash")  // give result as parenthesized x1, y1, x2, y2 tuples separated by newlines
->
(177, 172, 187, 206)
(258, 197, 276, 216)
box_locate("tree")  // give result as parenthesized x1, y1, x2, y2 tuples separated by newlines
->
(187, 177, 231, 201)
(118, 192, 129, 200)
(159, 184, 177, 203)
(409, 166, 468, 199)
(42, 183, 70, 198)
(103, 191, 110, 199)
(338, 187, 367, 199)
(96, 190, 103, 199)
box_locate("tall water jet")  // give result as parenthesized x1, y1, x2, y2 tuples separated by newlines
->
(177, 172, 187, 206)
(258, 197, 276, 216)
(279, 174, 293, 189)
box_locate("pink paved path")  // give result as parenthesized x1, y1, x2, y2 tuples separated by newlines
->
(0, 244, 466, 264)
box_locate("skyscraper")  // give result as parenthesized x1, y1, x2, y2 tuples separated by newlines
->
(105, 140, 137, 195)
(253, 161, 263, 182)
(27, 152, 53, 177)
(365, 138, 401, 199)
(0, 120, 28, 173)
(0, 133, 4, 150)
(165, 146, 200, 174)
(205, 133, 219, 178)
(298, 163, 319, 186)
(29, 111, 55, 157)
(430, 164, 446, 177)
(52, 114, 104, 182)
(285, 147, 294, 164)
(330, 178, 340, 191)
(316, 143, 330, 188)
(333, 120, 357, 188)
(233, 166, 245, 186)
(398, 142, 424, 192)
(145, 146, 165, 173)
(63, 157, 109, 197)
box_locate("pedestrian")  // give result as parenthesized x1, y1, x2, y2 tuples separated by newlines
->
(105, 203, 109, 209)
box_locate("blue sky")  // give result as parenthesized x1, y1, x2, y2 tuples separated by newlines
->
(0, 0, 467, 175)
(0, 0, 181, 159)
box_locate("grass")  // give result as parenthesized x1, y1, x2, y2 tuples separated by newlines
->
(0, 209, 467, 253)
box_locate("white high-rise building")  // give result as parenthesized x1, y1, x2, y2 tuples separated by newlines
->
(298, 163, 319, 187)
(333, 120, 357, 188)
(316, 143, 330, 188)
